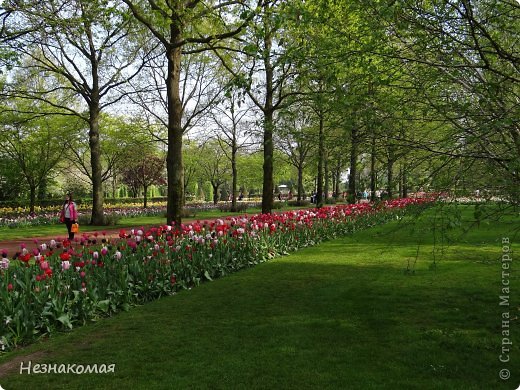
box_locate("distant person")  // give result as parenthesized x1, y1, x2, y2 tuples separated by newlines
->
(60, 192, 78, 240)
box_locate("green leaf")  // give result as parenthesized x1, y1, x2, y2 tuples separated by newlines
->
(97, 299, 110, 313)
(57, 314, 73, 329)
(204, 271, 213, 281)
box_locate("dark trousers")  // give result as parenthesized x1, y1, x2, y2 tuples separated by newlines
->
(65, 218, 75, 240)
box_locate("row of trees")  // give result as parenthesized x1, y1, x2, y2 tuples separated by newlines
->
(1, 0, 518, 224)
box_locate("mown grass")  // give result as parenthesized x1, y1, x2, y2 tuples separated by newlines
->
(0, 203, 518, 389)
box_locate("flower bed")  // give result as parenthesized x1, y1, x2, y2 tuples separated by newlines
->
(0, 201, 264, 228)
(0, 198, 433, 351)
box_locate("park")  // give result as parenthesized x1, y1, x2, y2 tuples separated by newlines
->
(0, 1, 519, 389)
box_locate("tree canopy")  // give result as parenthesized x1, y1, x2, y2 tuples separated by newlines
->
(0, 0, 517, 214)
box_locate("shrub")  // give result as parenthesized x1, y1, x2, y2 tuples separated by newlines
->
(218, 203, 249, 212)
(287, 200, 310, 207)
(181, 208, 197, 218)
(104, 214, 122, 226)
(272, 201, 283, 210)
(76, 214, 121, 226)
(77, 214, 92, 226)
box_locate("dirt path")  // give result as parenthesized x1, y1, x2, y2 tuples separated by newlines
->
(0, 216, 227, 257)
(0, 227, 126, 256)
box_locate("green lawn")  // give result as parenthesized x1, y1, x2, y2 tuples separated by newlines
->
(0, 204, 518, 389)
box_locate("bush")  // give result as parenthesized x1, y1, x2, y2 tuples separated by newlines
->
(218, 203, 249, 212)
(104, 214, 122, 226)
(77, 213, 121, 226)
(272, 201, 283, 210)
(181, 208, 197, 218)
(77, 214, 92, 226)
(287, 200, 310, 207)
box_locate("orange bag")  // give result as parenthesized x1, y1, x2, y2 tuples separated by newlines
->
(71, 223, 79, 233)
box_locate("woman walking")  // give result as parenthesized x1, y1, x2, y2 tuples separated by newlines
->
(60, 192, 78, 240)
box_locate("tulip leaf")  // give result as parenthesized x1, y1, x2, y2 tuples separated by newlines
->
(57, 314, 73, 329)
(97, 299, 110, 313)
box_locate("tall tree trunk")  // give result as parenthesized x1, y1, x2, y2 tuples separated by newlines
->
(261, 26, 274, 214)
(387, 154, 394, 199)
(143, 184, 148, 208)
(166, 43, 184, 227)
(317, 114, 325, 207)
(370, 133, 377, 202)
(335, 164, 341, 199)
(231, 143, 238, 212)
(399, 163, 403, 198)
(402, 162, 408, 198)
(212, 183, 219, 205)
(37, 178, 46, 201)
(297, 159, 304, 202)
(198, 179, 205, 201)
(89, 101, 104, 225)
(29, 184, 36, 214)
(262, 113, 274, 214)
(324, 151, 329, 202)
(331, 172, 336, 199)
(348, 128, 358, 204)
(112, 175, 117, 199)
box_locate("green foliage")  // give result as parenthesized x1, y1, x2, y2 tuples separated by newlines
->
(217, 202, 249, 213)
(0, 203, 517, 388)
(287, 199, 310, 207)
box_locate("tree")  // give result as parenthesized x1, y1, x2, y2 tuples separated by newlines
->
(120, 153, 166, 208)
(213, 0, 303, 214)
(198, 140, 231, 205)
(277, 104, 314, 202)
(210, 87, 256, 211)
(0, 154, 24, 200)
(182, 139, 203, 202)
(377, 0, 520, 201)
(236, 151, 264, 197)
(122, 0, 259, 226)
(126, 49, 229, 203)
(0, 100, 70, 212)
(2, 0, 152, 223)
(63, 114, 151, 198)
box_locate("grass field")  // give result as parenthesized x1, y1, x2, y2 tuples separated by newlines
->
(0, 203, 518, 389)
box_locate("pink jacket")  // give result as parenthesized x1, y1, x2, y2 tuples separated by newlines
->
(60, 201, 78, 221)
